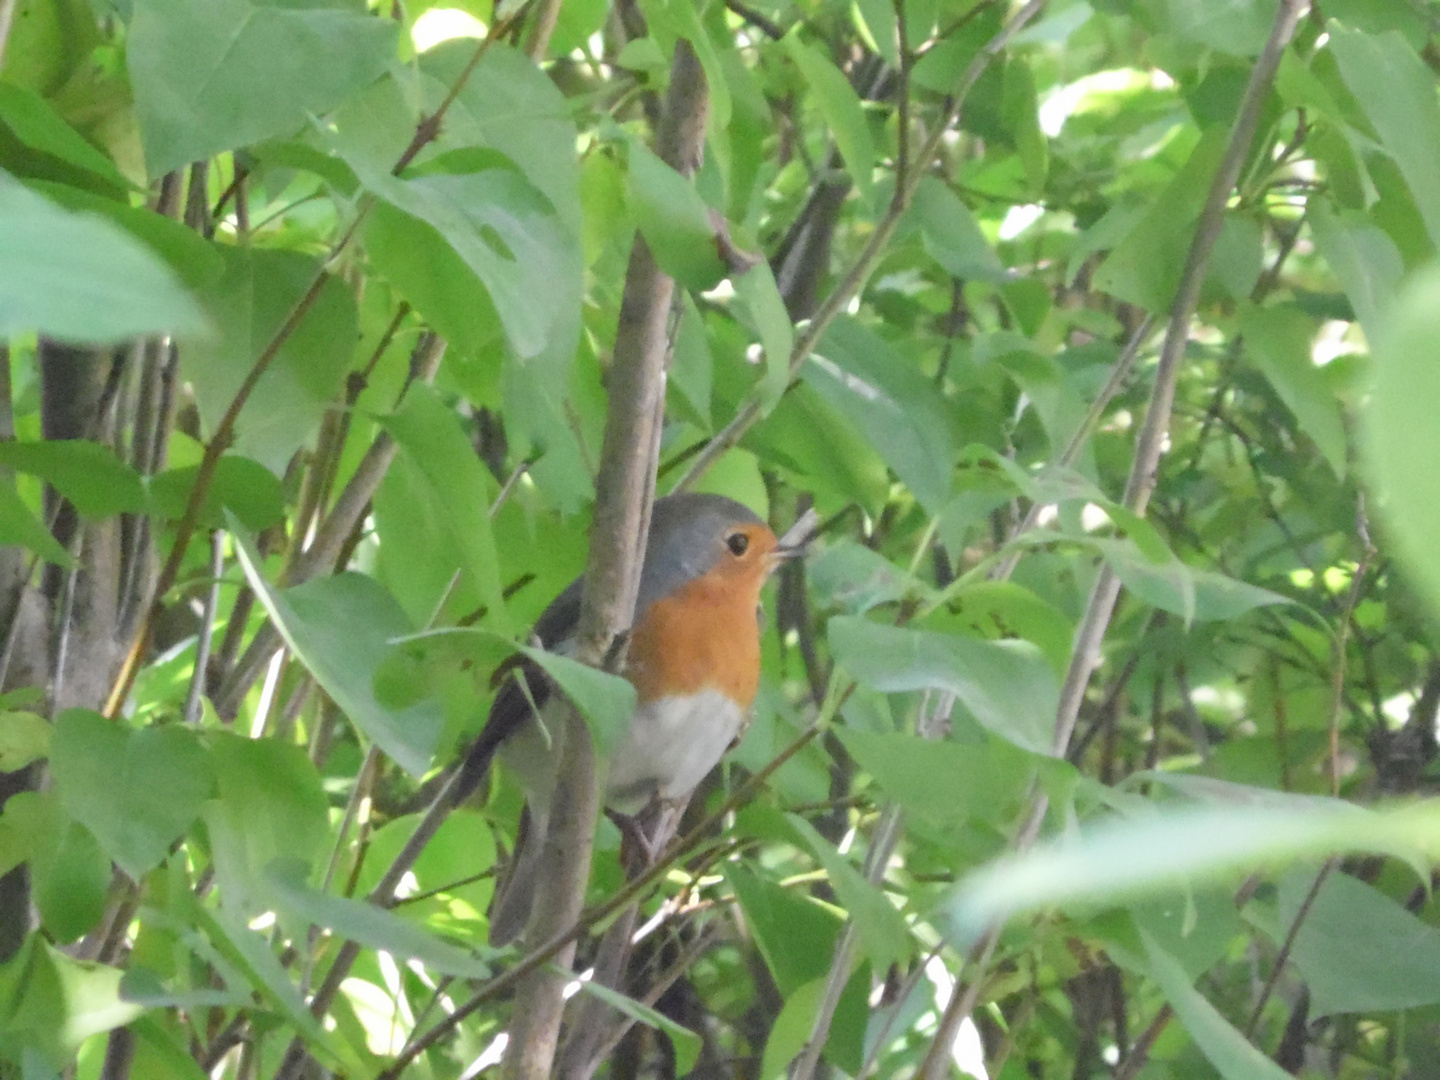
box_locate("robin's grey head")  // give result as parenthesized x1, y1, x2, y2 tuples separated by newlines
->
(636, 494, 767, 614)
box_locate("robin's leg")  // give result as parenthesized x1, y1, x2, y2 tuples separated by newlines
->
(607, 796, 689, 872)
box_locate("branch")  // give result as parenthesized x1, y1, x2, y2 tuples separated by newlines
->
(916, 2, 1309, 1070)
(500, 38, 710, 1080)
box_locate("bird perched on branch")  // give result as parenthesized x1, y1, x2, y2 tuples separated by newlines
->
(456, 493, 808, 946)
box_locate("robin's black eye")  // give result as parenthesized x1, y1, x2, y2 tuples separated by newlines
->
(726, 531, 749, 556)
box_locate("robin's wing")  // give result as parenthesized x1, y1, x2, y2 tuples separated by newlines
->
(453, 578, 583, 799)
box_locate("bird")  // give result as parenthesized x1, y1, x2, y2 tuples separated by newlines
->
(454, 493, 805, 946)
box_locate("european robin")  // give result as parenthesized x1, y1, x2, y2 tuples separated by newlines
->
(458, 493, 806, 946)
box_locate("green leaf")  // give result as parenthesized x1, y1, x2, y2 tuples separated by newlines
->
(32, 818, 108, 944)
(148, 455, 285, 532)
(518, 647, 637, 757)
(828, 616, 1059, 754)
(911, 176, 1007, 283)
(0, 440, 146, 519)
(48, 709, 213, 881)
(1239, 303, 1348, 478)
(627, 140, 726, 290)
(204, 734, 330, 916)
(360, 167, 579, 360)
(576, 980, 701, 1074)
(1095, 539, 1291, 625)
(783, 32, 876, 204)
(264, 860, 493, 979)
(726, 863, 842, 996)
(0, 937, 143, 1069)
(1365, 264, 1440, 617)
(944, 799, 1434, 947)
(128, 0, 397, 177)
(0, 82, 129, 194)
(1093, 130, 1228, 311)
(787, 814, 911, 970)
(1309, 198, 1402, 337)
(1277, 866, 1440, 1015)
(381, 383, 510, 634)
(0, 710, 50, 772)
(181, 246, 356, 476)
(1142, 930, 1292, 1080)
(806, 319, 955, 514)
(732, 262, 793, 412)
(835, 727, 1034, 830)
(232, 530, 445, 777)
(0, 477, 71, 568)
(1327, 22, 1440, 251)
(0, 172, 206, 341)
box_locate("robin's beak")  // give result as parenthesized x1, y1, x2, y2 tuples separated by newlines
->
(771, 508, 819, 564)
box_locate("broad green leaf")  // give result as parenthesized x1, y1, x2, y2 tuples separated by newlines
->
(0, 83, 129, 194)
(0, 938, 143, 1069)
(944, 800, 1435, 947)
(576, 981, 700, 1074)
(148, 455, 286, 532)
(205, 733, 330, 913)
(1, 0, 99, 97)
(1240, 303, 1348, 478)
(32, 819, 108, 943)
(806, 319, 956, 514)
(627, 140, 726, 290)
(1141, 931, 1292, 1080)
(787, 814, 911, 970)
(1328, 22, 1440, 251)
(353, 809, 496, 916)
(181, 246, 356, 476)
(232, 529, 445, 777)
(0, 172, 205, 341)
(1278, 866, 1440, 1015)
(31, 180, 226, 292)
(1095, 538, 1290, 625)
(829, 616, 1059, 754)
(518, 646, 637, 757)
(1159, 0, 1282, 57)
(835, 728, 1034, 830)
(670, 293, 713, 424)
(1309, 198, 1402, 337)
(264, 860, 493, 979)
(1365, 265, 1440, 617)
(0, 440, 145, 519)
(783, 32, 876, 204)
(420, 42, 583, 236)
(806, 539, 928, 615)
(732, 263, 793, 411)
(48, 709, 212, 881)
(726, 863, 842, 996)
(128, 0, 397, 177)
(381, 383, 510, 634)
(0, 710, 50, 772)
(0, 477, 71, 567)
(360, 167, 578, 360)
(1093, 130, 1227, 311)
(759, 976, 827, 1080)
(0, 790, 48, 878)
(911, 176, 1007, 283)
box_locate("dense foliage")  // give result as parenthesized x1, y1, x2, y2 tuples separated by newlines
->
(5, 0, 1440, 1077)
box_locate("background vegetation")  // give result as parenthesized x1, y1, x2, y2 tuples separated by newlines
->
(4, 0, 1440, 1076)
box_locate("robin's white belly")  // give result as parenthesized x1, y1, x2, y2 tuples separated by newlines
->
(605, 689, 745, 812)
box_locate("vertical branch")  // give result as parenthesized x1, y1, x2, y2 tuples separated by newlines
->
(501, 39, 711, 1080)
(916, 2, 1309, 1072)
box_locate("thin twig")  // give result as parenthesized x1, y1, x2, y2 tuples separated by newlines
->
(183, 531, 225, 724)
(1245, 860, 1334, 1038)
